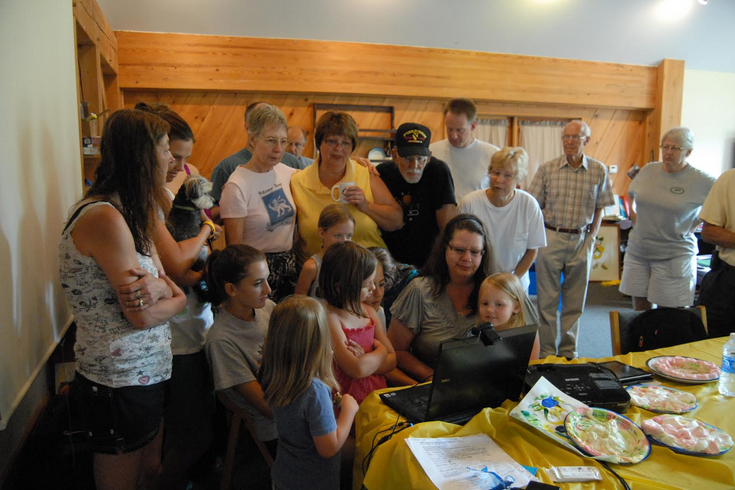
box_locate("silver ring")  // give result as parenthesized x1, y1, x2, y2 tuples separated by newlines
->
(139, 299, 144, 307)
(136, 291, 141, 300)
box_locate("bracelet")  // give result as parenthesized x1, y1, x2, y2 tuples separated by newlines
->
(202, 220, 216, 237)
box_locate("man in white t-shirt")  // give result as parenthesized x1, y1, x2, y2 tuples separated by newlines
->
(429, 98, 499, 200)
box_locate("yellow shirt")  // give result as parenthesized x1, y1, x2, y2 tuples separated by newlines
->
(290, 158, 386, 256)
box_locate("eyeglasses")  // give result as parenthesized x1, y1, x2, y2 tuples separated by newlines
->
(323, 138, 352, 150)
(288, 141, 305, 149)
(562, 134, 586, 141)
(399, 156, 429, 167)
(660, 145, 687, 152)
(259, 137, 288, 148)
(447, 243, 485, 258)
(489, 169, 516, 179)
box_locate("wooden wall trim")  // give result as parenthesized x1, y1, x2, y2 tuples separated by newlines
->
(73, 0, 118, 74)
(116, 31, 657, 110)
(643, 59, 685, 165)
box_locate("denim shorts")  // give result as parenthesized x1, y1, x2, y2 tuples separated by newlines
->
(76, 373, 165, 455)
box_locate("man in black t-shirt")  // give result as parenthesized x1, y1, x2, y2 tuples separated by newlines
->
(377, 122, 457, 267)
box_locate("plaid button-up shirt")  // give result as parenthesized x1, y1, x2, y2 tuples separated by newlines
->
(529, 154, 614, 230)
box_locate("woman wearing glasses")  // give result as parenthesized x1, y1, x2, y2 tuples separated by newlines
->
(290, 111, 402, 256)
(459, 147, 546, 293)
(619, 127, 715, 310)
(220, 104, 299, 301)
(385, 215, 496, 386)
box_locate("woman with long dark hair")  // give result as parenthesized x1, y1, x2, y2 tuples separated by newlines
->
(59, 109, 186, 490)
(386, 214, 496, 385)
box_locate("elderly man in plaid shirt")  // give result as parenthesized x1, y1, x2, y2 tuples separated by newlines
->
(529, 120, 614, 359)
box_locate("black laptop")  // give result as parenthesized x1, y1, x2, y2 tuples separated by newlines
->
(380, 324, 538, 425)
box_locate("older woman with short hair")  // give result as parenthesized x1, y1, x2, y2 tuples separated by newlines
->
(458, 147, 546, 291)
(220, 103, 299, 300)
(619, 127, 715, 310)
(290, 111, 402, 256)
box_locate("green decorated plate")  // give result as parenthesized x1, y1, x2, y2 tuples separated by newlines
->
(564, 407, 651, 464)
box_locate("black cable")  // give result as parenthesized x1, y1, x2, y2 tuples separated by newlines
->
(362, 375, 431, 474)
(600, 461, 631, 490)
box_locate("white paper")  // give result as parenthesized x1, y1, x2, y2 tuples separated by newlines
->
(405, 433, 537, 490)
(509, 376, 588, 456)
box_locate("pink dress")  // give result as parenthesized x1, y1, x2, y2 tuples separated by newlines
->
(334, 317, 387, 404)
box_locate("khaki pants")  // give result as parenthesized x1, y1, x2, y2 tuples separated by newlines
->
(535, 229, 594, 358)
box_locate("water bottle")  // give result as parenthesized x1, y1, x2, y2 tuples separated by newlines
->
(718, 333, 735, 397)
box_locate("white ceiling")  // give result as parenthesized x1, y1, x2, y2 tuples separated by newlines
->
(98, 0, 735, 73)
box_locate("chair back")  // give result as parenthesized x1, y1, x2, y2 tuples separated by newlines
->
(217, 391, 275, 490)
(609, 306, 708, 356)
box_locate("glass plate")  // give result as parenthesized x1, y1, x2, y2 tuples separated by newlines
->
(626, 385, 698, 414)
(564, 407, 651, 465)
(646, 356, 720, 384)
(642, 414, 733, 457)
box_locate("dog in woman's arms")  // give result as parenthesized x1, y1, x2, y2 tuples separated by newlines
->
(166, 174, 215, 271)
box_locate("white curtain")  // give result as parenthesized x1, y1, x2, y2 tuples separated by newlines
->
(519, 120, 565, 190)
(475, 118, 509, 148)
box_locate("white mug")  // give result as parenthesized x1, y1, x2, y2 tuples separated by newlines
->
(331, 181, 355, 203)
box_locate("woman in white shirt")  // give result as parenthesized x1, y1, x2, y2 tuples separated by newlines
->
(458, 147, 546, 291)
(220, 104, 299, 301)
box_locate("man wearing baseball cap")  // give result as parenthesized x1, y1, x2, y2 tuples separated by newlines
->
(377, 122, 457, 266)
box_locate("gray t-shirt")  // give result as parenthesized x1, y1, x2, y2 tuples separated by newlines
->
(390, 276, 476, 367)
(627, 162, 715, 259)
(205, 301, 277, 441)
(211, 147, 302, 202)
(271, 378, 339, 490)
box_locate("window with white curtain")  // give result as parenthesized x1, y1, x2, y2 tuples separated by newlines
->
(518, 120, 566, 190)
(475, 118, 509, 148)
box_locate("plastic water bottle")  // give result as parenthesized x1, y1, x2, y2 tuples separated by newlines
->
(718, 333, 735, 397)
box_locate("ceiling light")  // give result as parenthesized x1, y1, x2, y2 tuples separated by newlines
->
(655, 0, 693, 22)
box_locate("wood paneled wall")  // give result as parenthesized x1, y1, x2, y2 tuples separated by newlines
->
(117, 32, 684, 195)
(117, 32, 657, 110)
(124, 91, 643, 195)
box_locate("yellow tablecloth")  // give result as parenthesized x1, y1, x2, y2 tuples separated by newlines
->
(354, 337, 735, 490)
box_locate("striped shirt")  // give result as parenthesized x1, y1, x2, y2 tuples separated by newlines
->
(529, 154, 614, 230)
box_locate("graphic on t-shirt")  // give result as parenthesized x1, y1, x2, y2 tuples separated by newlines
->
(262, 188, 295, 230)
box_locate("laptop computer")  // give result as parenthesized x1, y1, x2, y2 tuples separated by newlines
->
(380, 324, 538, 425)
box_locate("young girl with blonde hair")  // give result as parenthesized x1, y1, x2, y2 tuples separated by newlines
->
(294, 203, 355, 297)
(259, 296, 358, 490)
(478, 272, 541, 360)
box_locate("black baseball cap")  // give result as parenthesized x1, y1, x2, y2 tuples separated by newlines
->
(395, 123, 431, 157)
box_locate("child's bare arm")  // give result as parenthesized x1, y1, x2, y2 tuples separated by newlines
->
(313, 394, 358, 459)
(294, 258, 318, 296)
(372, 309, 397, 374)
(329, 314, 387, 379)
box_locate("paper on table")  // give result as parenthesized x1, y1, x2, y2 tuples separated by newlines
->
(509, 376, 588, 456)
(405, 433, 537, 490)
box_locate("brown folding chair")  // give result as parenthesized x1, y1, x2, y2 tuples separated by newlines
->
(217, 391, 275, 490)
(609, 305, 708, 356)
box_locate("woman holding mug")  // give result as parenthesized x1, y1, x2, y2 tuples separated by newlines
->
(290, 111, 402, 256)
